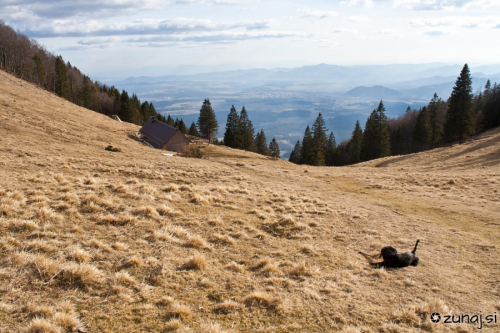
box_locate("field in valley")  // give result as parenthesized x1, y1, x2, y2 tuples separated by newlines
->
(1, 69, 499, 332)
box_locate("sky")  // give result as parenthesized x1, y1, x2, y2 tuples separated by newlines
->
(1, 0, 500, 79)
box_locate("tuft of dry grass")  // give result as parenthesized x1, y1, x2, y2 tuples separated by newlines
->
(166, 303, 192, 321)
(59, 262, 104, 288)
(242, 292, 283, 311)
(26, 318, 61, 333)
(212, 300, 242, 315)
(288, 261, 316, 279)
(163, 319, 184, 331)
(52, 312, 83, 332)
(225, 261, 244, 273)
(180, 253, 207, 271)
(185, 235, 210, 249)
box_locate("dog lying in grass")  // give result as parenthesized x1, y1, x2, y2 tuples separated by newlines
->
(360, 240, 420, 268)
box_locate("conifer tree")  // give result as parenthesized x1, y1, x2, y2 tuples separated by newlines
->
(189, 122, 200, 137)
(428, 93, 445, 147)
(311, 113, 328, 166)
(412, 106, 432, 152)
(348, 120, 363, 164)
(236, 107, 256, 151)
(301, 126, 313, 165)
(224, 105, 239, 148)
(178, 119, 188, 134)
(360, 101, 390, 161)
(325, 132, 336, 166)
(197, 99, 219, 144)
(54, 55, 70, 99)
(269, 138, 280, 158)
(119, 90, 137, 123)
(289, 140, 302, 164)
(255, 129, 270, 156)
(444, 64, 475, 144)
(166, 114, 175, 126)
(32, 54, 45, 86)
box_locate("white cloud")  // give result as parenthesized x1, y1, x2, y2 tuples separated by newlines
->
(347, 15, 370, 22)
(410, 16, 500, 29)
(393, 0, 496, 10)
(299, 8, 339, 19)
(340, 0, 374, 8)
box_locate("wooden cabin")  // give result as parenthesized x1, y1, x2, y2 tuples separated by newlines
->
(138, 117, 190, 152)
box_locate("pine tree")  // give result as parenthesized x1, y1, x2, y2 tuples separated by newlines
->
(32, 53, 45, 86)
(236, 107, 256, 151)
(119, 90, 137, 123)
(360, 101, 390, 161)
(311, 113, 328, 166)
(54, 55, 70, 99)
(412, 106, 432, 152)
(428, 93, 445, 147)
(166, 114, 175, 126)
(255, 129, 270, 156)
(348, 120, 363, 164)
(224, 105, 239, 148)
(301, 126, 313, 165)
(178, 119, 188, 134)
(189, 122, 200, 137)
(197, 99, 219, 144)
(325, 132, 336, 166)
(269, 138, 280, 158)
(289, 140, 302, 164)
(444, 64, 475, 144)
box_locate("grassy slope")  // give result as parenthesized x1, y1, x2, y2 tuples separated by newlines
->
(1, 69, 499, 333)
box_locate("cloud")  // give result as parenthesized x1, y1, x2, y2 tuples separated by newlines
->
(410, 16, 500, 29)
(340, 0, 374, 8)
(124, 31, 298, 47)
(20, 18, 274, 38)
(299, 8, 339, 19)
(347, 15, 370, 22)
(424, 30, 446, 35)
(393, 0, 495, 10)
(0, 0, 170, 20)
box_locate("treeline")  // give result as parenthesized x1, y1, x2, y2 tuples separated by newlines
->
(291, 64, 500, 166)
(220, 104, 280, 157)
(0, 21, 159, 125)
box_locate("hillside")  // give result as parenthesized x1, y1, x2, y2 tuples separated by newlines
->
(1, 69, 499, 332)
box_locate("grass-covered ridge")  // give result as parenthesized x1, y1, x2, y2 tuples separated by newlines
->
(1, 69, 499, 332)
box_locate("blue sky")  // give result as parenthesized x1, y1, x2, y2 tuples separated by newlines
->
(2, 0, 499, 79)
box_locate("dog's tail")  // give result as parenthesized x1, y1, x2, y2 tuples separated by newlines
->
(412, 239, 420, 254)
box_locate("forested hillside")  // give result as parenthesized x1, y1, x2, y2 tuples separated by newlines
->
(0, 21, 159, 125)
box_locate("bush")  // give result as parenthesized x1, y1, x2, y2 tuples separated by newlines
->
(179, 144, 204, 158)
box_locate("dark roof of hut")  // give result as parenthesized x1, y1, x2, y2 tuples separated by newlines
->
(139, 117, 179, 148)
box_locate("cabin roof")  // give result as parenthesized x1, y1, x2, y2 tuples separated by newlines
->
(139, 117, 179, 148)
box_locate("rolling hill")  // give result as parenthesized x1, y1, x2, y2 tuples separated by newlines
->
(1, 69, 499, 332)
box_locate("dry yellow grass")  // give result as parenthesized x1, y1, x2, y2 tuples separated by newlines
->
(1, 69, 499, 332)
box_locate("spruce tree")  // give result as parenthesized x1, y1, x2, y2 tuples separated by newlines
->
(32, 54, 45, 86)
(189, 122, 200, 137)
(360, 101, 390, 161)
(289, 140, 302, 164)
(311, 113, 328, 166)
(269, 138, 280, 158)
(166, 114, 175, 126)
(255, 129, 270, 156)
(197, 99, 219, 143)
(236, 107, 256, 151)
(444, 64, 475, 144)
(301, 126, 313, 165)
(224, 105, 239, 148)
(54, 55, 70, 99)
(178, 119, 188, 134)
(412, 106, 432, 152)
(428, 93, 445, 147)
(348, 120, 363, 164)
(325, 132, 336, 166)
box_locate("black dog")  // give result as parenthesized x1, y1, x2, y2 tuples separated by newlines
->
(361, 240, 420, 268)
